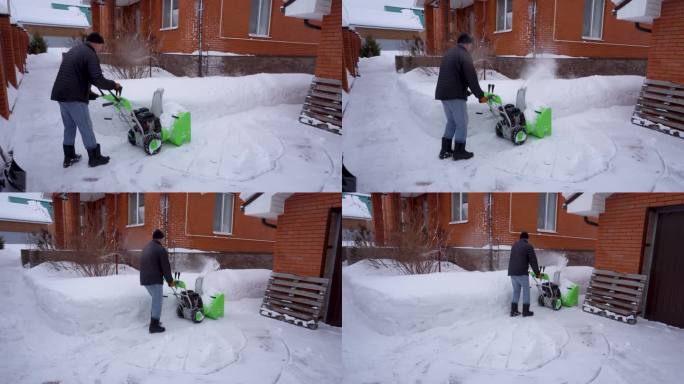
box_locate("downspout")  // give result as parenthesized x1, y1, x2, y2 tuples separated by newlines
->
(261, 218, 277, 229)
(531, 0, 537, 57)
(488, 193, 493, 271)
(197, 0, 204, 77)
(611, 0, 652, 33)
(562, 192, 599, 227)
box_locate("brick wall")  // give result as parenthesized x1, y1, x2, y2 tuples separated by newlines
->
(372, 193, 597, 251)
(53, 193, 276, 254)
(343, 28, 361, 86)
(272, 193, 341, 277)
(646, 0, 684, 85)
(426, 0, 650, 58)
(99, 0, 319, 56)
(595, 193, 684, 274)
(0, 15, 16, 89)
(314, 0, 344, 86)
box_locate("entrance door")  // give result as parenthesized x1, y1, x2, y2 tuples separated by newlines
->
(645, 207, 684, 328)
(321, 209, 342, 327)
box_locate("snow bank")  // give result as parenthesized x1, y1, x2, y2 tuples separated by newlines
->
(200, 269, 271, 302)
(399, 68, 644, 139)
(23, 266, 152, 335)
(344, 260, 510, 335)
(342, 193, 371, 220)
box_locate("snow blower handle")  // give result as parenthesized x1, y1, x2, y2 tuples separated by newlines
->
(97, 87, 123, 107)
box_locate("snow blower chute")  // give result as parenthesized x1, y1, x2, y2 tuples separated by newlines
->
(100, 87, 191, 155)
(171, 273, 224, 323)
(485, 84, 552, 145)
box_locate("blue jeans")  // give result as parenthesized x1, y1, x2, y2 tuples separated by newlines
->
(59, 101, 97, 150)
(441, 99, 468, 143)
(511, 275, 530, 305)
(144, 284, 163, 320)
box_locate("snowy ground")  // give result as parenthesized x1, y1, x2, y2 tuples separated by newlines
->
(4, 49, 340, 192)
(343, 54, 684, 191)
(343, 260, 684, 384)
(0, 247, 341, 384)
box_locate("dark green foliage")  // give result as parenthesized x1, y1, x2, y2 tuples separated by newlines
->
(29, 33, 48, 55)
(360, 35, 381, 58)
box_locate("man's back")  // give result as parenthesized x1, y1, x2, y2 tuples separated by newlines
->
(508, 239, 538, 276)
(140, 240, 171, 286)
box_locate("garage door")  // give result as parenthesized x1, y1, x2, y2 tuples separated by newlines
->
(645, 207, 684, 328)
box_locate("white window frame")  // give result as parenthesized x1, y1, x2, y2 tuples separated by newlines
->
(537, 193, 558, 233)
(582, 0, 605, 40)
(495, 0, 513, 33)
(213, 193, 235, 235)
(161, 0, 179, 31)
(248, 0, 273, 38)
(127, 193, 145, 227)
(450, 193, 469, 224)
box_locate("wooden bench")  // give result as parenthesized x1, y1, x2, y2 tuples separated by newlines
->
(299, 77, 342, 135)
(632, 79, 684, 139)
(260, 272, 329, 330)
(583, 269, 647, 325)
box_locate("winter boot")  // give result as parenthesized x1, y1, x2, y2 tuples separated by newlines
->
(87, 144, 110, 167)
(439, 138, 453, 159)
(522, 304, 534, 317)
(62, 145, 82, 168)
(149, 318, 165, 333)
(452, 142, 474, 161)
(510, 303, 520, 317)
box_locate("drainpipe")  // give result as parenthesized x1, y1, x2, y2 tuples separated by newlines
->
(197, 0, 204, 77)
(488, 193, 493, 271)
(531, 0, 537, 57)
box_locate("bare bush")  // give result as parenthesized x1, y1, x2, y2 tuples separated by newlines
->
(401, 36, 438, 76)
(356, 202, 451, 275)
(107, 31, 160, 80)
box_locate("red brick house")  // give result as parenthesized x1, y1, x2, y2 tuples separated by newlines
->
(0, 4, 30, 120)
(371, 193, 597, 251)
(420, 0, 650, 58)
(52, 193, 276, 254)
(566, 193, 684, 328)
(90, 0, 321, 76)
(613, 0, 684, 134)
(243, 192, 342, 326)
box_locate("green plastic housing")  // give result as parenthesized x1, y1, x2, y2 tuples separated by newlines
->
(203, 292, 225, 319)
(162, 111, 192, 146)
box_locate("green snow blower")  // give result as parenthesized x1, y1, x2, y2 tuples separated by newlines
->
(171, 272, 224, 323)
(529, 267, 580, 310)
(100, 87, 191, 155)
(485, 84, 552, 145)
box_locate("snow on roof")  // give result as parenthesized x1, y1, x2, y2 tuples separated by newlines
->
(344, 0, 424, 31)
(11, 0, 90, 28)
(0, 3, 8, 15)
(0, 194, 53, 224)
(343, 193, 372, 220)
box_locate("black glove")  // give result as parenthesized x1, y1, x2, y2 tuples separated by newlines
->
(88, 91, 99, 101)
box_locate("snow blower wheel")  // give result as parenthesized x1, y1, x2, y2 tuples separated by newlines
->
(512, 126, 527, 145)
(143, 134, 162, 156)
(538, 295, 545, 307)
(127, 129, 136, 146)
(176, 305, 184, 318)
(192, 309, 204, 323)
(553, 298, 562, 311)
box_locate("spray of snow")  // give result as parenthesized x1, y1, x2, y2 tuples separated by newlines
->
(522, 58, 558, 85)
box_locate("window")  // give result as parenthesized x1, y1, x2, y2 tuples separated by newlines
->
(582, 0, 604, 39)
(450, 193, 468, 223)
(162, 0, 179, 30)
(128, 193, 144, 226)
(537, 193, 557, 232)
(213, 193, 234, 234)
(249, 0, 272, 37)
(496, 0, 512, 32)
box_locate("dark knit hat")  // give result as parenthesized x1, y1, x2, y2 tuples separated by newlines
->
(86, 32, 105, 44)
(520, 231, 529, 239)
(457, 33, 473, 45)
(153, 229, 165, 240)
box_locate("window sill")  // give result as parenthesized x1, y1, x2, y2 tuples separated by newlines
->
(248, 34, 271, 39)
(126, 223, 145, 228)
(213, 231, 233, 236)
(449, 220, 468, 225)
(160, 26, 179, 31)
(537, 229, 557, 234)
(494, 29, 512, 34)
(581, 36, 603, 41)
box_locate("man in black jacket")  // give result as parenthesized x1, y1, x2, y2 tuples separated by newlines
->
(508, 232, 541, 317)
(51, 32, 121, 168)
(140, 229, 175, 333)
(435, 33, 488, 161)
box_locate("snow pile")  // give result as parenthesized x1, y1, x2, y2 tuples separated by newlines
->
(342, 193, 372, 220)
(344, 260, 510, 335)
(200, 268, 271, 302)
(23, 264, 151, 335)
